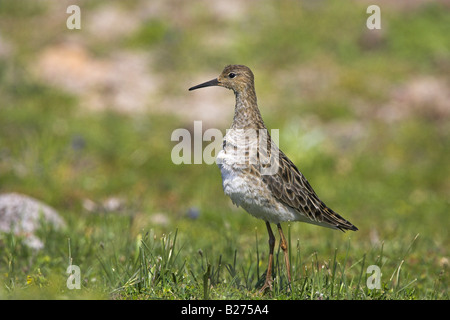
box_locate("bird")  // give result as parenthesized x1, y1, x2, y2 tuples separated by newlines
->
(189, 65, 358, 292)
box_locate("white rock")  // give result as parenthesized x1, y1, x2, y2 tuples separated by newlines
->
(0, 193, 65, 250)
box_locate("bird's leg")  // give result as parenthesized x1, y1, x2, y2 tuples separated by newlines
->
(277, 223, 292, 287)
(260, 221, 275, 293)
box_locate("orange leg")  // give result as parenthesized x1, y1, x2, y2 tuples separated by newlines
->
(277, 223, 292, 287)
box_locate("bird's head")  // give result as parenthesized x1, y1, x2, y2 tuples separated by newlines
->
(189, 65, 255, 94)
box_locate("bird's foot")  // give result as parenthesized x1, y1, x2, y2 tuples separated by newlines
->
(259, 279, 273, 294)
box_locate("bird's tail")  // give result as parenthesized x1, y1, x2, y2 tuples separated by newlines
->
(323, 206, 358, 232)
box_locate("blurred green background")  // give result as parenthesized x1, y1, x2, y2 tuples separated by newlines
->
(0, 0, 448, 299)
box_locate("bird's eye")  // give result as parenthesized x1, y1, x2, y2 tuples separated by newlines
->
(228, 73, 236, 78)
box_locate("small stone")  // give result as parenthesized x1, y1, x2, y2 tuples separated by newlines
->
(0, 193, 65, 250)
(186, 206, 201, 219)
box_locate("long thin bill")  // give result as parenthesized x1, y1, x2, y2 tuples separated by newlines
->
(188, 78, 219, 91)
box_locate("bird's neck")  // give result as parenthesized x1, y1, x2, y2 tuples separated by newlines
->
(231, 87, 266, 130)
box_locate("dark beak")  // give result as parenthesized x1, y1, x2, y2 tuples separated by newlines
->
(189, 78, 220, 91)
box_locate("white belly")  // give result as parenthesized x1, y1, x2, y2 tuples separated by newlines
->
(216, 148, 299, 224)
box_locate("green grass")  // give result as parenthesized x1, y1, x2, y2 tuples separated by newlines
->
(1, 216, 445, 300)
(0, 0, 448, 300)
